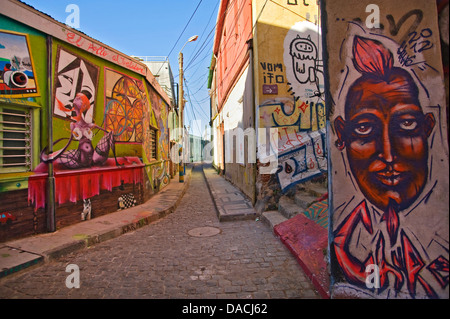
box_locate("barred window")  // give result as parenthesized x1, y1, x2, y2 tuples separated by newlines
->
(149, 126, 158, 161)
(0, 105, 32, 173)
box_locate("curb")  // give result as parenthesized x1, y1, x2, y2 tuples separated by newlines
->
(202, 165, 256, 222)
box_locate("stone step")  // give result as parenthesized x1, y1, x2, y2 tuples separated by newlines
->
(304, 183, 328, 198)
(278, 196, 303, 219)
(294, 192, 321, 211)
(261, 210, 288, 231)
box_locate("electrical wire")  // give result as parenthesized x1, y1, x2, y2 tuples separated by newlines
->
(154, 0, 204, 77)
(185, 78, 209, 123)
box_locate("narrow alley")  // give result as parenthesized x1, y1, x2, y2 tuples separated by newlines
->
(1, 0, 448, 302)
(0, 165, 320, 299)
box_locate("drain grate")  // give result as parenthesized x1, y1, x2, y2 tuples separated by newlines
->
(188, 226, 221, 237)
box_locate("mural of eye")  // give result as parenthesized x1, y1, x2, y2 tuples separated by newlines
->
(399, 119, 418, 130)
(354, 123, 373, 135)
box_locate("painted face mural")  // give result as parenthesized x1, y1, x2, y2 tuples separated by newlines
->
(54, 47, 98, 122)
(334, 36, 436, 213)
(331, 33, 448, 299)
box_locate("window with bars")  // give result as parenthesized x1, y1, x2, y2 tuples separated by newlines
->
(0, 106, 32, 173)
(149, 126, 158, 161)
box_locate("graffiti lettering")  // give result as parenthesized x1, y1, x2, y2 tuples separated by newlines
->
(397, 28, 434, 68)
(386, 9, 423, 43)
(276, 128, 326, 190)
(66, 31, 84, 47)
(87, 42, 108, 57)
(259, 98, 325, 133)
(64, 30, 146, 75)
(112, 54, 145, 74)
(260, 62, 285, 84)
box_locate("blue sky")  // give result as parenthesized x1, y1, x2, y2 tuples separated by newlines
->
(22, 0, 219, 137)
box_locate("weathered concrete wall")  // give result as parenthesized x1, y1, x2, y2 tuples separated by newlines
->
(322, 0, 449, 298)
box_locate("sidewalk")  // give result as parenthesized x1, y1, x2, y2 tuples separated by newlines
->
(202, 164, 256, 222)
(0, 166, 192, 279)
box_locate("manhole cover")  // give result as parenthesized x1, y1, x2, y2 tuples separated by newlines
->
(188, 226, 221, 237)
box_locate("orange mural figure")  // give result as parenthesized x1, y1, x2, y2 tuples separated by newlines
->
(334, 36, 436, 240)
(332, 36, 447, 298)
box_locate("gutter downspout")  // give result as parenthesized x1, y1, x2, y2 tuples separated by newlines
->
(46, 35, 56, 232)
(248, 38, 257, 206)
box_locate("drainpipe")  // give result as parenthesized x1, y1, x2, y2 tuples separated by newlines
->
(248, 38, 257, 205)
(46, 35, 56, 232)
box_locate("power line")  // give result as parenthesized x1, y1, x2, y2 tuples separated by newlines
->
(184, 78, 204, 136)
(184, 77, 209, 123)
(154, 0, 204, 77)
(185, 0, 220, 69)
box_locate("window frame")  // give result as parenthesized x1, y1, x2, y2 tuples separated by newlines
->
(0, 103, 33, 173)
(148, 124, 159, 162)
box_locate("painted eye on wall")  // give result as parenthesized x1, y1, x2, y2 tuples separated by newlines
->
(399, 119, 418, 130)
(354, 123, 372, 135)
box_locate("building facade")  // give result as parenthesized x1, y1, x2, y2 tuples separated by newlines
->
(209, 0, 449, 298)
(0, 0, 176, 242)
(209, 0, 325, 209)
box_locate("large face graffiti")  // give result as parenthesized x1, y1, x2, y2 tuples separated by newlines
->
(54, 47, 98, 122)
(334, 36, 436, 213)
(329, 19, 449, 299)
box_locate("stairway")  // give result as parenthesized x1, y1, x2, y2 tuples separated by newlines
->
(262, 182, 328, 229)
(261, 182, 330, 299)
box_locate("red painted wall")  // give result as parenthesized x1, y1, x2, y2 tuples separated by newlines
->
(213, 0, 252, 111)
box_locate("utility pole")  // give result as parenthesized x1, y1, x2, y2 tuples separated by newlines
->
(178, 35, 198, 182)
(178, 51, 184, 182)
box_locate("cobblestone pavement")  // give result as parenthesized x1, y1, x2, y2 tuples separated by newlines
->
(0, 165, 320, 299)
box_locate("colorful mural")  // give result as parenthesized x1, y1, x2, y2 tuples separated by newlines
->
(325, 1, 449, 299)
(104, 68, 145, 143)
(0, 2, 173, 243)
(257, 18, 326, 191)
(53, 46, 98, 121)
(143, 82, 170, 191)
(147, 83, 169, 160)
(0, 30, 39, 97)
